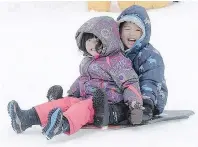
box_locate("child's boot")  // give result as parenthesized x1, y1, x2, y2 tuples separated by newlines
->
(109, 102, 129, 124)
(92, 89, 109, 127)
(42, 108, 70, 140)
(7, 100, 41, 133)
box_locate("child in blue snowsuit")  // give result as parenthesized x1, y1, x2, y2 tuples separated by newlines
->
(47, 5, 168, 124)
(117, 5, 168, 119)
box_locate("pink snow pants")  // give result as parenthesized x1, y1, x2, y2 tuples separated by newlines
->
(34, 97, 94, 135)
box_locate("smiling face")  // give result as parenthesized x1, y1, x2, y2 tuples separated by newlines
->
(86, 37, 102, 56)
(80, 33, 103, 57)
(120, 21, 143, 49)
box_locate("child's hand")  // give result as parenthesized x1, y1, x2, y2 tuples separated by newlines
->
(128, 101, 144, 111)
(128, 101, 144, 125)
(47, 85, 63, 101)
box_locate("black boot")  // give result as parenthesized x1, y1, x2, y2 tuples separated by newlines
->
(92, 89, 109, 127)
(42, 108, 70, 140)
(7, 100, 41, 133)
(47, 85, 63, 101)
(109, 102, 129, 125)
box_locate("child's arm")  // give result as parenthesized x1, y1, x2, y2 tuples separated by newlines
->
(138, 50, 168, 114)
(67, 57, 87, 98)
(108, 54, 143, 105)
(67, 77, 81, 98)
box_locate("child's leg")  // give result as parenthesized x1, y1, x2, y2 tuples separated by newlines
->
(65, 89, 110, 134)
(42, 99, 94, 139)
(7, 97, 80, 133)
(34, 97, 81, 125)
(63, 98, 94, 135)
(47, 86, 130, 125)
(46, 86, 130, 125)
(42, 89, 109, 139)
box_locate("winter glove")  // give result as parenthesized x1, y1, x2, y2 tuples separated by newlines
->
(142, 98, 154, 123)
(142, 104, 153, 123)
(47, 85, 81, 101)
(47, 85, 63, 101)
(128, 101, 144, 125)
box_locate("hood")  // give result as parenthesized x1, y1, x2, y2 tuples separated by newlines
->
(75, 16, 124, 57)
(117, 5, 151, 53)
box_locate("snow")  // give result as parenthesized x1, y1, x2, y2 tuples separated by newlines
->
(0, 1, 197, 147)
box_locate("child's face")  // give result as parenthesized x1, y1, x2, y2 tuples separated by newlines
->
(86, 38, 102, 56)
(120, 22, 143, 49)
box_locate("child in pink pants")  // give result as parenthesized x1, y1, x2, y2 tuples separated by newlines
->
(7, 16, 143, 140)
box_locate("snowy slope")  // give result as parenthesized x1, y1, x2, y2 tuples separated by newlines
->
(0, 1, 197, 147)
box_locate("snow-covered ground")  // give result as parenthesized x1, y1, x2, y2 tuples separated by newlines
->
(0, 1, 197, 147)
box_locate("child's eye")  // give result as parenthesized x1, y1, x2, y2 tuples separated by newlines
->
(124, 28, 130, 30)
(95, 38, 99, 42)
(136, 29, 141, 32)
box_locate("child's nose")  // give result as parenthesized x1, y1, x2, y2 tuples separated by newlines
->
(90, 43, 96, 49)
(87, 44, 95, 51)
(129, 30, 136, 36)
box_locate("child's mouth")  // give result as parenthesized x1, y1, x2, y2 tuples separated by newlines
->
(128, 39, 136, 46)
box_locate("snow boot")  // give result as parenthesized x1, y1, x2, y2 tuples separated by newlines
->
(42, 108, 70, 140)
(92, 89, 109, 127)
(109, 102, 129, 125)
(7, 100, 40, 133)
